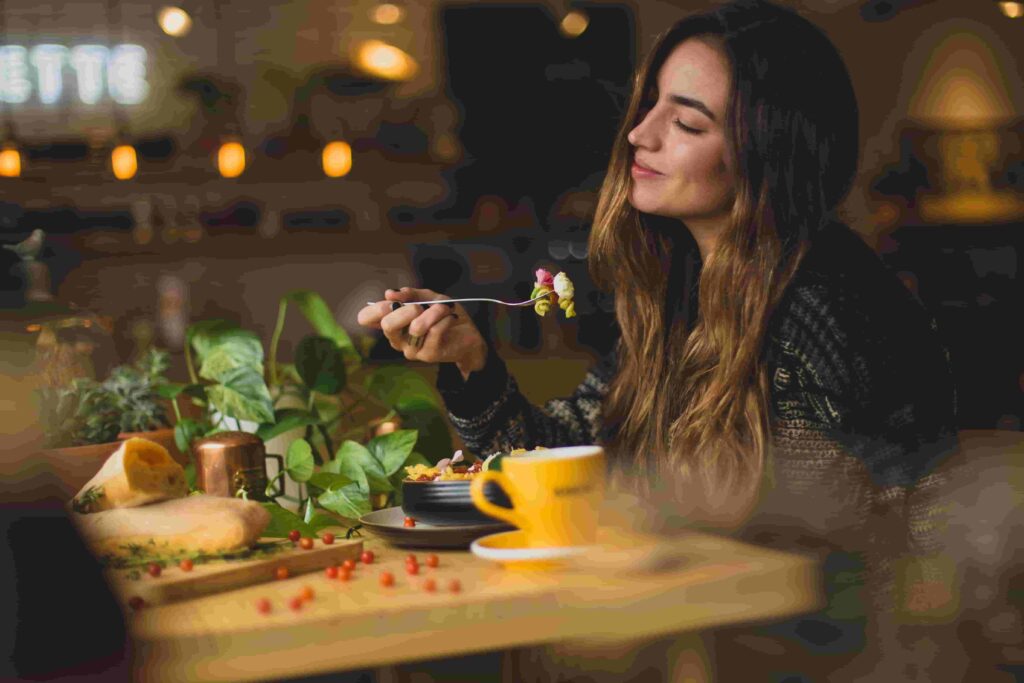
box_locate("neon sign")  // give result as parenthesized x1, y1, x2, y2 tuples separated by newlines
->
(0, 44, 149, 106)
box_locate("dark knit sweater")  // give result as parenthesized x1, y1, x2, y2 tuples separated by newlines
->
(437, 223, 957, 596)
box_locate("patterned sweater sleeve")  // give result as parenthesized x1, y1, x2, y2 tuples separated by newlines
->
(435, 344, 616, 457)
(771, 281, 957, 588)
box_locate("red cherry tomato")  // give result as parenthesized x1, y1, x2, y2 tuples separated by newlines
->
(289, 596, 304, 611)
(379, 571, 395, 587)
(299, 537, 314, 550)
(147, 563, 162, 578)
(288, 530, 301, 543)
(128, 596, 145, 611)
(406, 562, 419, 576)
(425, 554, 439, 568)
(339, 568, 352, 582)
(448, 579, 462, 594)
(321, 532, 335, 545)
(179, 558, 194, 572)
(403, 517, 416, 528)
(275, 566, 290, 580)
(423, 578, 437, 593)
(256, 598, 272, 614)
(361, 550, 375, 565)
(325, 566, 338, 579)
(406, 554, 417, 564)
(342, 559, 356, 571)
(299, 585, 315, 602)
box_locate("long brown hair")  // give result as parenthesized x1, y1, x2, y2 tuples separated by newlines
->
(590, 0, 859, 511)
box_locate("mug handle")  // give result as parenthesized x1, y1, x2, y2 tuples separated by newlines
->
(470, 470, 526, 529)
(266, 454, 285, 498)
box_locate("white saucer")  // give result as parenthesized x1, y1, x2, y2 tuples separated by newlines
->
(470, 529, 594, 569)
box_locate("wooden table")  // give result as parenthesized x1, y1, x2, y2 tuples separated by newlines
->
(127, 527, 822, 682)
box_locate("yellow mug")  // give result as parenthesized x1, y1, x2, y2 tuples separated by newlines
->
(470, 445, 606, 547)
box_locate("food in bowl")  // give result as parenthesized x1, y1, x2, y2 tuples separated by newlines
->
(400, 448, 540, 527)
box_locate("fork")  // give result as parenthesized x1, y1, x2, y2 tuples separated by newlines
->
(366, 294, 550, 309)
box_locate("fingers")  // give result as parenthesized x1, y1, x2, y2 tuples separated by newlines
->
(380, 304, 422, 350)
(405, 313, 458, 361)
(408, 303, 455, 338)
(356, 300, 390, 328)
(385, 287, 444, 303)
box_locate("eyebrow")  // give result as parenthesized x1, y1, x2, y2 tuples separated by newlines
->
(669, 94, 717, 122)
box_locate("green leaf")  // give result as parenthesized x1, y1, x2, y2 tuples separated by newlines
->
(174, 418, 206, 454)
(308, 471, 356, 491)
(317, 450, 374, 520)
(332, 440, 393, 494)
(183, 463, 197, 490)
(259, 503, 318, 538)
(256, 409, 321, 442)
(187, 321, 260, 362)
(206, 366, 274, 423)
(367, 429, 418, 477)
(365, 365, 441, 411)
(282, 290, 359, 363)
(303, 498, 315, 524)
(285, 439, 315, 482)
(307, 512, 345, 532)
(317, 483, 372, 520)
(198, 335, 264, 382)
(295, 335, 347, 394)
(397, 404, 452, 464)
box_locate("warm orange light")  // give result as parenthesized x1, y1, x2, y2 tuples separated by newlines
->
(370, 3, 404, 25)
(158, 6, 193, 36)
(0, 144, 22, 178)
(999, 2, 1024, 18)
(111, 144, 138, 180)
(559, 10, 589, 38)
(356, 40, 418, 81)
(217, 140, 246, 178)
(322, 140, 353, 178)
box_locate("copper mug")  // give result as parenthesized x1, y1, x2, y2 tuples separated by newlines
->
(192, 431, 284, 501)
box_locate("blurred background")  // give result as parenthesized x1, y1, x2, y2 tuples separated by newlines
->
(0, 0, 1022, 428)
(1, 3, 1023, 680)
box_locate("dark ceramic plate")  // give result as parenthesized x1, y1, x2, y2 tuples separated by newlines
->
(358, 507, 512, 549)
(401, 478, 513, 526)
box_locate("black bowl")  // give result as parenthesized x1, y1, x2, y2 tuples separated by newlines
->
(401, 479, 513, 527)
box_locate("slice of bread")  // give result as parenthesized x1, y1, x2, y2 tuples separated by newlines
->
(71, 437, 187, 513)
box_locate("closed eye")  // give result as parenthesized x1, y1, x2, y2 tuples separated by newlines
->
(674, 120, 705, 135)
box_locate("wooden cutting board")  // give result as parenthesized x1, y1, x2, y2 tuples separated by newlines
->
(106, 537, 363, 606)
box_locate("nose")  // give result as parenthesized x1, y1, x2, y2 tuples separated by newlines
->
(627, 109, 658, 150)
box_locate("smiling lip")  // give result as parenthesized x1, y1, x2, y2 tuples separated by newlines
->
(631, 160, 663, 178)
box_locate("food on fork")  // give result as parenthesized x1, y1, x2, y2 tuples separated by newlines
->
(530, 268, 575, 318)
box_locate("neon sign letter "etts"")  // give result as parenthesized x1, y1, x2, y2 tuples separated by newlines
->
(0, 44, 149, 105)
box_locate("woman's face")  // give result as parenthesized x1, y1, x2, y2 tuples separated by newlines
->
(627, 38, 735, 228)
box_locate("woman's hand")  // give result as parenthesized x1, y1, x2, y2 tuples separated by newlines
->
(356, 287, 487, 380)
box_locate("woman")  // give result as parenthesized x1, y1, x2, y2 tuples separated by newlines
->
(359, 0, 957, 678)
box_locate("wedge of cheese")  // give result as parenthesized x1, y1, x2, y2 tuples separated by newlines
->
(71, 437, 188, 513)
(72, 494, 271, 558)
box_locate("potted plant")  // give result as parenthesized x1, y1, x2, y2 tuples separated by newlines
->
(38, 348, 185, 494)
(158, 289, 453, 536)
